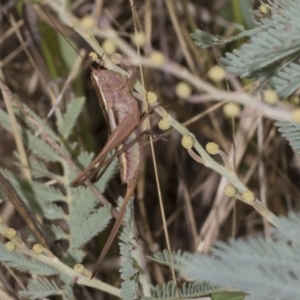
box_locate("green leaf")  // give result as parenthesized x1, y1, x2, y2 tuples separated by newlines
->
(271, 62, 300, 98)
(69, 203, 112, 248)
(28, 134, 60, 162)
(16, 102, 58, 142)
(46, 224, 67, 241)
(174, 248, 300, 299)
(67, 248, 85, 263)
(31, 182, 65, 203)
(212, 291, 247, 300)
(57, 31, 78, 73)
(0, 168, 30, 206)
(0, 109, 14, 132)
(69, 186, 100, 226)
(62, 285, 75, 300)
(151, 234, 300, 299)
(275, 121, 300, 154)
(0, 170, 65, 220)
(58, 97, 85, 139)
(94, 152, 118, 193)
(76, 150, 94, 167)
(29, 158, 50, 179)
(237, 0, 255, 29)
(191, 0, 300, 95)
(118, 198, 138, 300)
(0, 109, 60, 163)
(142, 281, 224, 300)
(272, 212, 300, 241)
(190, 27, 260, 48)
(121, 280, 138, 300)
(19, 278, 61, 299)
(40, 202, 65, 220)
(0, 244, 58, 276)
(212, 237, 300, 271)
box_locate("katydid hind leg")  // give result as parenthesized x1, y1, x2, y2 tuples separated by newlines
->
(90, 129, 153, 183)
(91, 180, 137, 278)
(70, 144, 110, 187)
(70, 112, 140, 187)
(90, 128, 166, 184)
(137, 102, 161, 125)
(90, 106, 162, 183)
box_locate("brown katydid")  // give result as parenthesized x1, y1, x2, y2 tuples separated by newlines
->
(70, 56, 156, 278)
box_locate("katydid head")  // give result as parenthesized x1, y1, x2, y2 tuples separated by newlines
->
(91, 69, 126, 90)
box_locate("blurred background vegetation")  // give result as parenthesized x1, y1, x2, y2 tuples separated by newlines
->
(1, 0, 298, 299)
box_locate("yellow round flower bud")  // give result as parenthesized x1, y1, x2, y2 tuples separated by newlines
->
(146, 91, 158, 105)
(208, 65, 226, 82)
(5, 241, 16, 252)
(224, 186, 237, 198)
(32, 244, 43, 254)
(80, 15, 96, 29)
(175, 82, 192, 98)
(5, 228, 17, 239)
(158, 119, 171, 130)
(102, 39, 116, 55)
(110, 53, 122, 65)
(242, 190, 255, 203)
(181, 135, 194, 149)
(74, 264, 85, 274)
(150, 51, 165, 65)
(263, 89, 278, 104)
(132, 32, 146, 46)
(0, 216, 3, 224)
(258, 4, 271, 14)
(292, 108, 300, 123)
(206, 142, 219, 155)
(89, 52, 98, 61)
(223, 102, 241, 118)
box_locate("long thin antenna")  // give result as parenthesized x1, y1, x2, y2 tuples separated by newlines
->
(38, 3, 84, 61)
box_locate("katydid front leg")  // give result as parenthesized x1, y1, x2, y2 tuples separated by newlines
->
(70, 111, 140, 187)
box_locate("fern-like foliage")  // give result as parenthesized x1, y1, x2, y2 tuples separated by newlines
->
(28, 157, 52, 179)
(270, 62, 300, 99)
(271, 212, 300, 242)
(118, 197, 139, 300)
(191, 0, 300, 92)
(0, 96, 118, 298)
(15, 102, 59, 142)
(0, 244, 58, 276)
(69, 203, 112, 249)
(190, 24, 261, 49)
(46, 224, 67, 241)
(212, 238, 300, 274)
(28, 133, 61, 162)
(150, 228, 300, 300)
(191, 1, 300, 161)
(244, 291, 273, 300)
(142, 281, 228, 300)
(58, 97, 85, 139)
(18, 278, 68, 299)
(274, 121, 300, 154)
